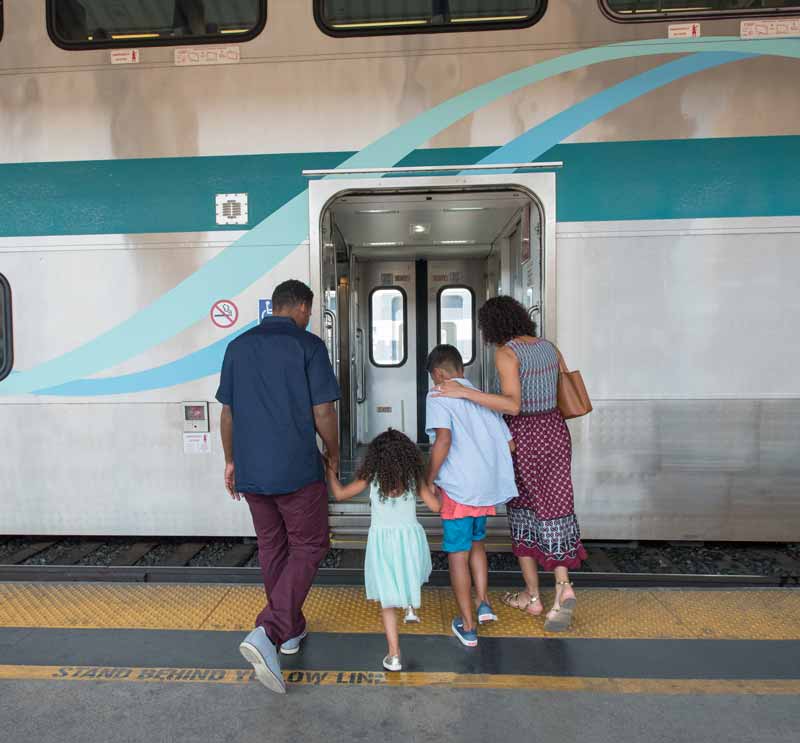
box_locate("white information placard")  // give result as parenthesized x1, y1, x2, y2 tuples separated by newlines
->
(174, 46, 240, 67)
(668, 23, 701, 39)
(183, 433, 211, 454)
(741, 18, 800, 38)
(110, 49, 140, 64)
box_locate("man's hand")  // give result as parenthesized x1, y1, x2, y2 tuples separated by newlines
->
(224, 462, 241, 501)
(220, 406, 239, 500)
(313, 401, 340, 480)
(323, 450, 340, 478)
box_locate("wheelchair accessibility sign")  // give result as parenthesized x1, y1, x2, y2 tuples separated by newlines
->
(259, 299, 272, 320)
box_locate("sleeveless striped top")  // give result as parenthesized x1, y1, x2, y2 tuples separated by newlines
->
(506, 339, 559, 414)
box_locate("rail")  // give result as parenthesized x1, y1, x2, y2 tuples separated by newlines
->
(302, 162, 564, 177)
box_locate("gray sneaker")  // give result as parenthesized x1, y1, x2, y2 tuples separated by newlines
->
(239, 627, 285, 694)
(280, 630, 308, 655)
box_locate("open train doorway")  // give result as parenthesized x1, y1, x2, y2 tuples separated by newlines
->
(308, 171, 557, 538)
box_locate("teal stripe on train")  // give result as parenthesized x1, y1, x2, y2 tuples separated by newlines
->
(3, 36, 799, 397)
(555, 135, 800, 221)
(2, 136, 798, 237)
(4, 152, 346, 238)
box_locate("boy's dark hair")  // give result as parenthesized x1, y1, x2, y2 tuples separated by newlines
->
(478, 296, 537, 345)
(356, 429, 425, 502)
(272, 280, 314, 311)
(426, 344, 464, 375)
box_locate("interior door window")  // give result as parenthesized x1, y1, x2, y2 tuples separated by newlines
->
(370, 287, 407, 367)
(438, 286, 475, 365)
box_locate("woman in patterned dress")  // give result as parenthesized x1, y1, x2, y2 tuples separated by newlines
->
(433, 296, 586, 631)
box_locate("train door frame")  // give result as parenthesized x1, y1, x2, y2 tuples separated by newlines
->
(307, 170, 559, 458)
(308, 170, 559, 333)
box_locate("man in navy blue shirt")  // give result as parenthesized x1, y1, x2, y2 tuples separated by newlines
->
(216, 280, 340, 693)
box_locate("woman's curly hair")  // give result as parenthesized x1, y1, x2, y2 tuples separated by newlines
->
(357, 429, 425, 501)
(478, 296, 537, 345)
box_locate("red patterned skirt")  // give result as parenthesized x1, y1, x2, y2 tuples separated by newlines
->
(504, 409, 587, 570)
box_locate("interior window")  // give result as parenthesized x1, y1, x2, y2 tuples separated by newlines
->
(370, 288, 407, 367)
(316, 0, 546, 36)
(48, 0, 267, 49)
(438, 286, 474, 365)
(0, 274, 12, 382)
(602, 0, 800, 21)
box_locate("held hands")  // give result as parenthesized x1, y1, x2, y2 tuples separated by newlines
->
(321, 451, 339, 481)
(418, 479, 443, 514)
(224, 462, 241, 501)
(432, 380, 472, 399)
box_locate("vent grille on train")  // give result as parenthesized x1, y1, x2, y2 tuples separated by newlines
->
(215, 193, 248, 226)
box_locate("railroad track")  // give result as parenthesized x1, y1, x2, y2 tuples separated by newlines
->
(1, 563, 796, 588)
(0, 537, 798, 588)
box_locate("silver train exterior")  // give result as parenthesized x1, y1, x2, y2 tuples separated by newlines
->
(0, 1, 798, 541)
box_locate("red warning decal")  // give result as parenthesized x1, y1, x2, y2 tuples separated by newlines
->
(210, 300, 239, 329)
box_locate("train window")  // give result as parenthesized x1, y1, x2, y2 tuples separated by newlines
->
(315, 0, 547, 36)
(438, 286, 475, 365)
(601, 0, 800, 22)
(47, 0, 267, 50)
(0, 274, 12, 383)
(370, 287, 407, 367)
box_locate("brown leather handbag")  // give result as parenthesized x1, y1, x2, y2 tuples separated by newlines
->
(556, 349, 592, 420)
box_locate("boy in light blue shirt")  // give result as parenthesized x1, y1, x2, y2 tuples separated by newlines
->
(425, 345, 517, 647)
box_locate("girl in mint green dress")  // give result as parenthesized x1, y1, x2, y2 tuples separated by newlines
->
(327, 429, 440, 672)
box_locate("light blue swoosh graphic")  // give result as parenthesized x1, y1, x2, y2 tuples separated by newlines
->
(42, 53, 753, 396)
(40, 323, 258, 397)
(4, 36, 799, 396)
(467, 51, 753, 172)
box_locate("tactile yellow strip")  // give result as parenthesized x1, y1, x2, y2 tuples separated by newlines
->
(1, 665, 799, 695)
(1, 583, 799, 640)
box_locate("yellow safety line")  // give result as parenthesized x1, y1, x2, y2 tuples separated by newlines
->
(0, 665, 798, 695)
(1, 583, 799, 640)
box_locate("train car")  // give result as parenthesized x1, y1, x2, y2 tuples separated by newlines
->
(0, 1, 798, 543)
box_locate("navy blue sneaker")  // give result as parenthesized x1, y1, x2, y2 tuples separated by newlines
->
(477, 601, 498, 624)
(451, 617, 478, 647)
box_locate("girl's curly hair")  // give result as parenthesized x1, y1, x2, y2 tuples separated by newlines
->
(478, 295, 537, 345)
(357, 429, 425, 501)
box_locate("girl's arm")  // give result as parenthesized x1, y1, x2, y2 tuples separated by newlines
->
(326, 466, 368, 502)
(433, 346, 522, 416)
(417, 480, 441, 514)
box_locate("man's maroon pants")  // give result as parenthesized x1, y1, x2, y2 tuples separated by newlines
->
(244, 481, 329, 647)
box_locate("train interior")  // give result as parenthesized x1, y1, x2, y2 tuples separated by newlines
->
(318, 186, 543, 547)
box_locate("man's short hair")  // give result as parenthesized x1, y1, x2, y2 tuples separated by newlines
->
(272, 280, 314, 311)
(426, 344, 464, 374)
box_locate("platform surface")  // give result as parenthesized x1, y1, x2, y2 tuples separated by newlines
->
(3, 582, 800, 639)
(0, 583, 798, 743)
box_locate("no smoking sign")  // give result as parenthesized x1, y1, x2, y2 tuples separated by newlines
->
(210, 300, 239, 329)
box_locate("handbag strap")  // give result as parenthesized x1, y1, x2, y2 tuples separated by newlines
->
(555, 346, 569, 374)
